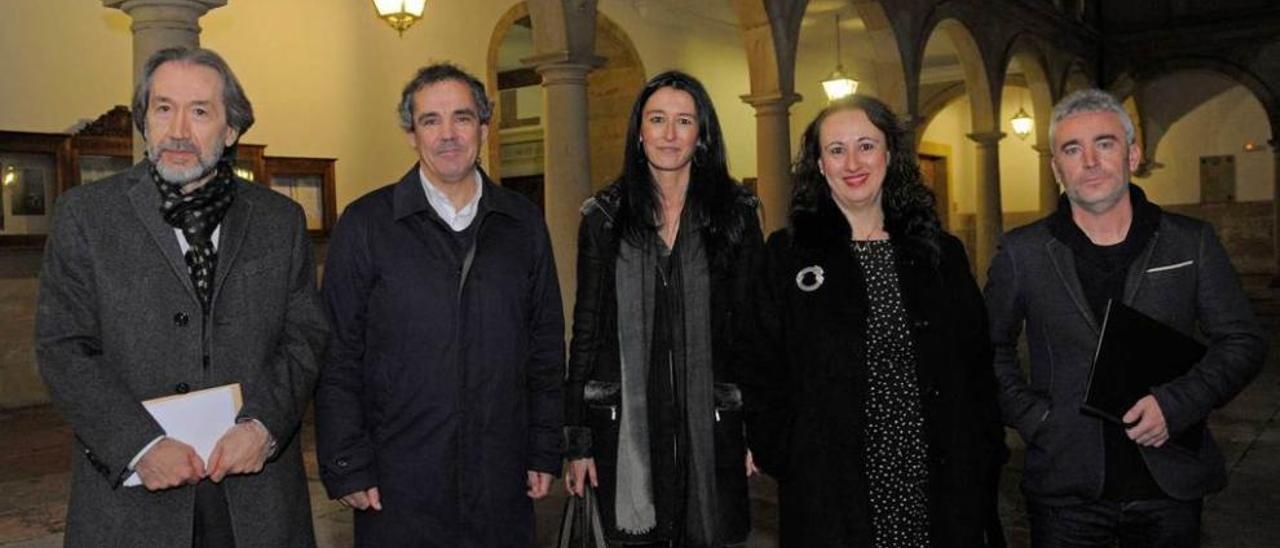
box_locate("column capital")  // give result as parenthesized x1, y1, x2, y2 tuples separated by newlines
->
(524, 54, 604, 86)
(967, 131, 1007, 147)
(740, 92, 801, 114)
(103, 0, 226, 13)
(1032, 144, 1054, 157)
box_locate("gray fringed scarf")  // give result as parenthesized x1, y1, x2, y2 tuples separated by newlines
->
(614, 220, 719, 545)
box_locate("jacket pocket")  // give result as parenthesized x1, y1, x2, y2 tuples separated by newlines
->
(584, 381, 621, 463)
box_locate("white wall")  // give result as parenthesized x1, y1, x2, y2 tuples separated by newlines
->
(1143, 85, 1274, 205)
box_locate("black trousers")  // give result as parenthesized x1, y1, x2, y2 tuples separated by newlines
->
(1028, 497, 1202, 548)
(193, 480, 236, 548)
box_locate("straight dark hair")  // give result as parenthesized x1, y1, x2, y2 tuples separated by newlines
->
(612, 70, 749, 257)
(792, 95, 942, 265)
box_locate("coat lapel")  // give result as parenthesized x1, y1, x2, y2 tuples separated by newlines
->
(1122, 229, 1160, 305)
(212, 183, 254, 302)
(125, 164, 199, 305)
(1045, 238, 1100, 333)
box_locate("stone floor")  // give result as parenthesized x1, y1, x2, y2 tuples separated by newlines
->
(1, 277, 1276, 547)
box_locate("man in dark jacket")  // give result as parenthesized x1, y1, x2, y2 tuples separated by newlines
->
(985, 89, 1267, 547)
(315, 63, 565, 547)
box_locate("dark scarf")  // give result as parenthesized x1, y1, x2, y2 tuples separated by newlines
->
(151, 160, 236, 313)
(614, 210, 718, 545)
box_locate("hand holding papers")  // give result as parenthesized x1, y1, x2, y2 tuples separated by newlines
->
(125, 384, 242, 487)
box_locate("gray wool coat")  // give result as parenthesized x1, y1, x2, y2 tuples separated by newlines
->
(985, 206, 1267, 504)
(36, 161, 328, 547)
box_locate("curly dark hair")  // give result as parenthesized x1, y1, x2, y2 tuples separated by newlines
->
(610, 70, 752, 264)
(791, 95, 942, 266)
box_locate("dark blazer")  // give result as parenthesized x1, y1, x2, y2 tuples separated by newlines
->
(36, 162, 327, 548)
(739, 204, 1005, 548)
(984, 203, 1267, 504)
(316, 167, 565, 548)
(563, 182, 762, 544)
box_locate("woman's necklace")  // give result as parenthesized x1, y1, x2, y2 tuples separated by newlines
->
(852, 226, 883, 252)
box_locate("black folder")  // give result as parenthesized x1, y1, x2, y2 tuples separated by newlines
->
(1081, 300, 1207, 428)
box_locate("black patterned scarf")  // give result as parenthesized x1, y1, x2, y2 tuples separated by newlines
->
(151, 160, 236, 313)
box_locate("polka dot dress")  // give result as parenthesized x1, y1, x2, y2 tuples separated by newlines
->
(855, 239, 931, 547)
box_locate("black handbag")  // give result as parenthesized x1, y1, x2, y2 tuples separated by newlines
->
(557, 484, 609, 548)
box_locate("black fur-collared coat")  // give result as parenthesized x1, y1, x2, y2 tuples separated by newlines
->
(737, 202, 1006, 547)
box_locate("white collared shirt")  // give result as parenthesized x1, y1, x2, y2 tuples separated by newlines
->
(419, 168, 483, 232)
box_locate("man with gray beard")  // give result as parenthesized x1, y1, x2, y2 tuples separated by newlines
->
(36, 47, 327, 547)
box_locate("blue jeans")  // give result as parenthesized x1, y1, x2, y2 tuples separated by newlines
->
(1028, 498, 1202, 548)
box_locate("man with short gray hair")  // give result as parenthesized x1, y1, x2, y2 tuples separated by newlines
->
(315, 63, 564, 546)
(37, 46, 326, 547)
(984, 88, 1267, 547)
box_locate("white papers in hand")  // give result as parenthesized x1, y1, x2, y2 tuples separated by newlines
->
(124, 383, 243, 487)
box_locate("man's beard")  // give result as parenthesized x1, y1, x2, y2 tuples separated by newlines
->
(147, 139, 223, 184)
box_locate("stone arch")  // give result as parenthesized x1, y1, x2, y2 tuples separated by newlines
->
(916, 17, 996, 133)
(1003, 36, 1055, 146)
(1131, 57, 1280, 144)
(485, 3, 645, 192)
(584, 14, 646, 190)
(915, 15, 1001, 276)
(849, 0, 910, 115)
(485, 2, 531, 183)
(730, 0, 806, 234)
(1003, 35, 1058, 212)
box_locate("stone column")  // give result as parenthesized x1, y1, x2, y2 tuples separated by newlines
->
(742, 92, 800, 235)
(1271, 139, 1280, 287)
(968, 131, 1006, 280)
(533, 59, 597, 315)
(1035, 144, 1058, 214)
(103, 0, 227, 159)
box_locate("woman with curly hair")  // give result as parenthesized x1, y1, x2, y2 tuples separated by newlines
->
(737, 95, 1006, 547)
(562, 71, 762, 547)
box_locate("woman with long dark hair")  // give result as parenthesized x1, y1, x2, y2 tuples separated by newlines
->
(562, 70, 761, 548)
(738, 95, 1006, 547)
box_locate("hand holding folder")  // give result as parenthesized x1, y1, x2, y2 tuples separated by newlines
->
(1082, 301, 1206, 449)
(125, 384, 243, 487)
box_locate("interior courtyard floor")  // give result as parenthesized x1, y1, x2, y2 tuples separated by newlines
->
(2, 276, 1277, 547)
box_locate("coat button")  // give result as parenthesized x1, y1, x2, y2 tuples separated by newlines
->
(336, 458, 349, 468)
(913, 319, 930, 329)
(173, 312, 189, 327)
(175, 383, 190, 394)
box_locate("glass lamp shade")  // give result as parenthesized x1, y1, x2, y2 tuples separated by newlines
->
(1010, 107, 1034, 140)
(822, 69, 858, 102)
(372, 0, 426, 35)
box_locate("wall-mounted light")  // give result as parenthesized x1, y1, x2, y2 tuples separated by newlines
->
(2, 166, 15, 186)
(1243, 140, 1267, 153)
(372, 0, 426, 37)
(821, 14, 858, 102)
